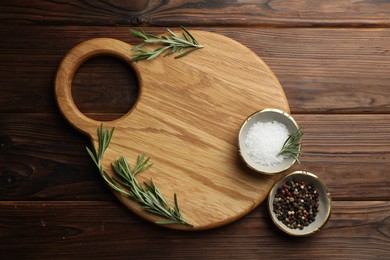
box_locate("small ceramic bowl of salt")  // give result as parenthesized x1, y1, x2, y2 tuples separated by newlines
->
(238, 108, 301, 174)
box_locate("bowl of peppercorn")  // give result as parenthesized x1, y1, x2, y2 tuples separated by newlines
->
(268, 171, 332, 236)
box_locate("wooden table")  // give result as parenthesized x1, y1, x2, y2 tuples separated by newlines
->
(1, 1, 389, 259)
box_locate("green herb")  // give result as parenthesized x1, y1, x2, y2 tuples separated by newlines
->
(130, 26, 203, 61)
(278, 128, 303, 163)
(86, 125, 193, 227)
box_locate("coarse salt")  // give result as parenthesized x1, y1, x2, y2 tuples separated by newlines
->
(245, 121, 289, 166)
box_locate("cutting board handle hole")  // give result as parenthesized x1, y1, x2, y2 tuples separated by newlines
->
(72, 55, 139, 122)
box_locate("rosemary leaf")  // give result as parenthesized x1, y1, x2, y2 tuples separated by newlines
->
(101, 171, 131, 196)
(132, 42, 150, 51)
(181, 26, 199, 45)
(151, 181, 170, 207)
(129, 29, 149, 40)
(173, 193, 181, 216)
(182, 31, 191, 43)
(86, 124, 193, 227)
(134, 155, 152, 175)
(279, 128, 304, 162)
(156, 220, 182, 225)
(174, 47, 198, 59)
(86, 147, 99, 168)
(130, 27, 203, 61)
(167, 28, 178, 38)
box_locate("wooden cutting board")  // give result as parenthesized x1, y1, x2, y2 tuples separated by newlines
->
(55, 30, 289, 230)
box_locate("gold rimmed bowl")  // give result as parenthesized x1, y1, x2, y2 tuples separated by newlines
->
(268, 171, 332, 236)
(238, 108, 301, 175)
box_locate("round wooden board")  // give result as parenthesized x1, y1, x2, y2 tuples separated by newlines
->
(55, 30, 290, 230)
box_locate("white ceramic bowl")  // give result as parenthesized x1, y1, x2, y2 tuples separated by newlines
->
(238, 108, 301, 174)
(268, 171, 332, 236)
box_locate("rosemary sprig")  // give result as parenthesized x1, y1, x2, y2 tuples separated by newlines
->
(86, 125, 193, 227)
(130, 26, 203, 61)
(278, 128, 304, 163)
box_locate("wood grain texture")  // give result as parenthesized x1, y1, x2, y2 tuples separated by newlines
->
(1, 26, 389, 114)
(1, 1, 389, 256)
(1, 113, 389, 201)
(0, 113, 111, 201)
(1, 0, 389, 27)
(0, 201, 389, 259)
(54, 33, 289, 230)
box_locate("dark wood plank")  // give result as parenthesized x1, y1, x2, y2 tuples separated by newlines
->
(72, 56, 139, 121)
(1, 26, 389, 114)
(0, 201, 389, 259)
(1, 113, 389, 201)
(0, 0, 389, 27)
(0, 113, 112, 201)
(292, 114, 390, 200)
